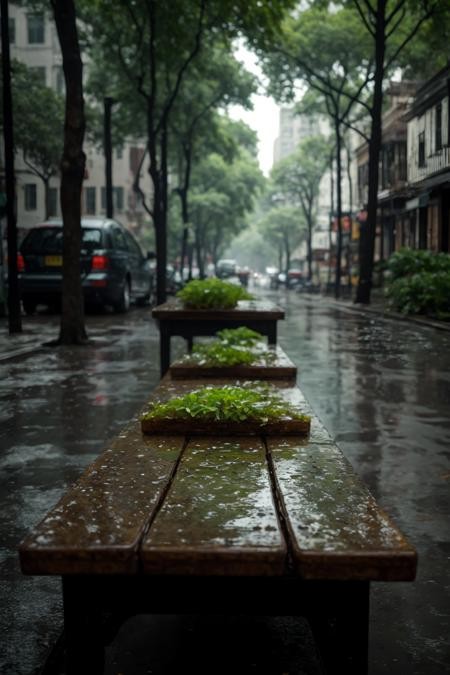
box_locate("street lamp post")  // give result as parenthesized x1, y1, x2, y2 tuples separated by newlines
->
(104, 97, 115, 219)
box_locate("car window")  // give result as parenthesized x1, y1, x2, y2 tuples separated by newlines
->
(81, 228, 103, 251)
(110, 226, 127, 251)
(21, 227, 104, 254)
(123, 230, 143, 258)
(21, 227, 63, 254)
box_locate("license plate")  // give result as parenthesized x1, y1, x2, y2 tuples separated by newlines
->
(45, 255, 62, 266)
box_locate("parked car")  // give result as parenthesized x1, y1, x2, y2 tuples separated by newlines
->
(216, 259, 238, 279)
(18, 217, 155, 314)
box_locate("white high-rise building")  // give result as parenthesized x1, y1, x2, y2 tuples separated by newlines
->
(5, 5, 151, 236)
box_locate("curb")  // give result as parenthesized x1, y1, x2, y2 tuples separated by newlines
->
(322, 296, 450, 332)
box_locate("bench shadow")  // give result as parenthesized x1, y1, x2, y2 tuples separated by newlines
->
(104, 614, 323, 675)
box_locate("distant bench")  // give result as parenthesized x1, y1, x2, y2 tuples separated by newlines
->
(19, 375, 417, 675)
(152, 299, 285, 376)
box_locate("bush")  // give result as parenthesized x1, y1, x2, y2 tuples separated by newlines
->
(385, 249, 450, 318)
(177, 278, 253, 309)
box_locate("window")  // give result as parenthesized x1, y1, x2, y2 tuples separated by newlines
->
(116, 147, 123, 160)
(27, 13, 45, 44)
(9, 18, 15, 44)
(31, 66, 46, 85)
(85, 187, 96, 215)
(48, 188, 58, 217)
(115, 187, 124, 211)
(124, 230, 142, 258)
(435, 103, 442, 151)
(111, 226, 127, 251)
(55, 66, 65, 95)
(101, 187, 124, 211)
(24, 184, 37, 211)
(418, 131, 425, 167)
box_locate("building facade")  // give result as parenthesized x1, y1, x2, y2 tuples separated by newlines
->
(404, 66, 450, 253)
(4, 5, 151, 237)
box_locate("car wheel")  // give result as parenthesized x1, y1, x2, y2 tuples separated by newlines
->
(114, 279, 131, 313)
(22, 298, 37, 315)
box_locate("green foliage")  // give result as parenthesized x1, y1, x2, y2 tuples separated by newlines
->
(177, 278, 253, 309)
(385, 249, 450, 318)
(191, 343, 258, 366)
(187, 327, 273, 367)
(2, 59, 64, 180)
(216, 327, 263, 346)
(385, 248, 450, 280)
(142, 385, 310, 424)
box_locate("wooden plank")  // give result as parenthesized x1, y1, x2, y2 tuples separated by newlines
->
(152, 299, 285, 321)
(141, 436, 286, 575)
(169, 345, 297, 381)
(267, 438, 418, 581)
(19, 423, 184, 575)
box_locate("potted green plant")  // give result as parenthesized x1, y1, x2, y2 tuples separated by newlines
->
(176, 278, 253, 309)
(141, 384, 311, 436)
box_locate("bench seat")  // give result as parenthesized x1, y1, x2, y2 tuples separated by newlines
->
(19, 377, 417, 674)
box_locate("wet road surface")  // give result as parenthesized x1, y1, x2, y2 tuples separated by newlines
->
(1, 294, 449, 674)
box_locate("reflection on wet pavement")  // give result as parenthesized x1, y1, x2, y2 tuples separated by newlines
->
(1, 297, 449, 674)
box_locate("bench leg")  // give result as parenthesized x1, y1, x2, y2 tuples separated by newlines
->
(307, 581, 370, 675)
(63, 577, 105, 675)
(159, 327, 171, 378)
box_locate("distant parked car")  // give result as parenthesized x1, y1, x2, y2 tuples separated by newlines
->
(18, 217, 155, 314)
(216, 259, 238, 279)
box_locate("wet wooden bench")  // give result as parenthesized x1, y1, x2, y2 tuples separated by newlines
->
(152, 299, 285, 376)
(19, 376, 417, 675)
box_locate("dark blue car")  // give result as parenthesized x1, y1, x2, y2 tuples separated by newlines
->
(18, 217, 155, 314)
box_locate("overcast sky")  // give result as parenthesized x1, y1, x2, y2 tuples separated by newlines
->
(228, 44, 280, 176)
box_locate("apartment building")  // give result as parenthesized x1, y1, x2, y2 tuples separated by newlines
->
(5, 5, 151, 236)
(404, 66, 450, 253)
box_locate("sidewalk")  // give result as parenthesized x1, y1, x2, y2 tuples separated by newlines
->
(315, 288, 450, 333)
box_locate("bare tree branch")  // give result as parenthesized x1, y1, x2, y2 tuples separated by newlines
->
(156, 0, 207, 135)
(386, 8, 407, 39)
(353, 0, 376, 36)
(385, 0, 408, 25)
(384, 4, 436, 71)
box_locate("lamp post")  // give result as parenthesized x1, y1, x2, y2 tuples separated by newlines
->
(103, 97, 115, 219)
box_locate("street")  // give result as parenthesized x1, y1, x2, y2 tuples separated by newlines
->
(1, 292, 450, 674)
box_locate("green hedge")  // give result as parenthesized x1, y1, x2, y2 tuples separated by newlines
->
(385, 248, 450, 319)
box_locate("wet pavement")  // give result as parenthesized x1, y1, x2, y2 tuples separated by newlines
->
(1, 293, 449, 674)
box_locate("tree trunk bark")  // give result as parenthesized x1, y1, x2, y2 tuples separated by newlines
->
(1, 0, 21, 333)
(334, 118, 343, 299)
(51, 0, 87, 344)
(355, 0, 386, 304)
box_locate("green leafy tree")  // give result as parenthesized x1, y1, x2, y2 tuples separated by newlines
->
(188, 142, 263, 275)
(258, 204, 306, 273)
(350, 0, 447, 304)
(261, 5, 371, 297)
(169, 44, 257, 278)
(271, 135, 330, 281)
(4, 60, 64, 218)
(79, 0, 295, 305)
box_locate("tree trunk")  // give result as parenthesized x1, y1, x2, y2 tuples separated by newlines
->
(1, 0, 21, 333)
(355, 0, 386, 304)
(307, 200, 313, 282)
(51, 0, 87, 344)
(179, 143, 192, 281)
(334, 118, 343, 299)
